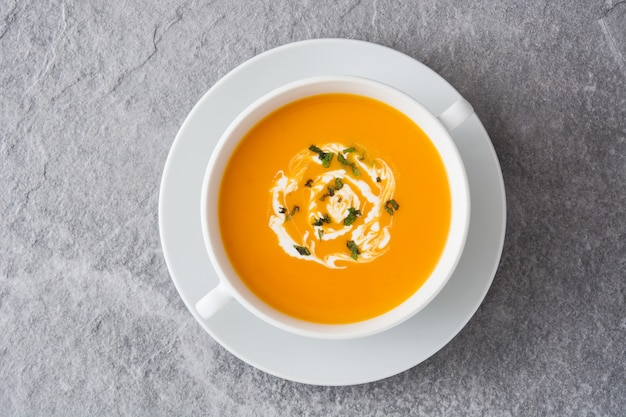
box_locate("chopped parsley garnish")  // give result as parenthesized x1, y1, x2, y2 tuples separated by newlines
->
(320, 153, 334, 168)
(293, 245, 311, 256)
(278, 207, 287, 214)
(376, 176, 381, 183)
(317, 229, 324, 240)
(347, 240, 360, 260)
(343, 207, 361, 226)
(319, 178, 344, 201)
(337, 152, 360, 176)
(309, 144, 334, 168)
(385, 199, 400, 215)
(285, 205, 300, 221)
(343, 147, 356, 153)
(312, 213, 332, 226)
(304, 179, 314, 187)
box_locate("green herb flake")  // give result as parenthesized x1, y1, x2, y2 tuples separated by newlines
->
(309, 145, 334, 168)
(346, 240, 360, 260)
(384, 199, 399, 216)
(343, 147, 356, 153)
(376, 176, 381, 183)
(304, 179, 314, 187)
(343, 207, 362, 226)
(320, 152, 334, 168)
(278, 207, 287, 214)
(293, 245, 311, 256)
(321, 178, 344, 201)
(337, 152, 360, 176)
(317, 229, 324, 240)
(312, 213, 332, 227)
(285, 205, 300, 221)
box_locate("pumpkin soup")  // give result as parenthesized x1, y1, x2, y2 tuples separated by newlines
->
(217, 93, 451, 324)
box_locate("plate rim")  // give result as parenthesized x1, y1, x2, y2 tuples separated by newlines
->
(158, 38, 507, 386)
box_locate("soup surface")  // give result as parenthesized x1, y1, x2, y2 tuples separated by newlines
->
(218, 93, 451, 324)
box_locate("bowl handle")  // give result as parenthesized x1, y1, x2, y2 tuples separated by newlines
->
(438, 97, 474, 131)
(195, 283, 233, 319)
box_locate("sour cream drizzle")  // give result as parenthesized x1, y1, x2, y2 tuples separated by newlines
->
(269, 143, 397, 269)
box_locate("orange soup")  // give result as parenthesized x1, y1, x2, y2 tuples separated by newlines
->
(217, 94, 451, 324)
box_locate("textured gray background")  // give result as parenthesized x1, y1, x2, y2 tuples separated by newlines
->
(1, 0, 625, 416)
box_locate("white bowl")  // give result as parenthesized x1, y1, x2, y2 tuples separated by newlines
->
(196, 75, 471, 339)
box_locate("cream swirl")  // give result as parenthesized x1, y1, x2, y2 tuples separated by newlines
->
(269, 143, 397, 269)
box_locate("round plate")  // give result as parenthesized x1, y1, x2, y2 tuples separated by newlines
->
(159, 39, 506, 386)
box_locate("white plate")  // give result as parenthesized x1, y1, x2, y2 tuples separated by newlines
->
(159, 39, 506, 386)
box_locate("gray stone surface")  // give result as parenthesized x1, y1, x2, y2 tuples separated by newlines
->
(1, 0, 625, 415)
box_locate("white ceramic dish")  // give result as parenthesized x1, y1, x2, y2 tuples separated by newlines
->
(197, 74, 472, 339)
(159, 39, 506, 386)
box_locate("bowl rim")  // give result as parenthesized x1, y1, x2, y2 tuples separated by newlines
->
(200, 74, 471, 339)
